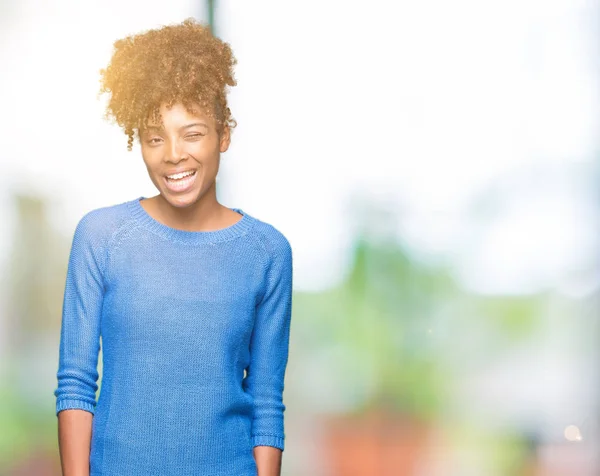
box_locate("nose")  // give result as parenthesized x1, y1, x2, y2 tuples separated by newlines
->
(165, 137, 185, 163)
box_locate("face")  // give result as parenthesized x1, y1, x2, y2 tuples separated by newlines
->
(139, 102, 230, 208)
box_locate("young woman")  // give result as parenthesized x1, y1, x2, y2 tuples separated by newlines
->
(54, 18, 293, 476)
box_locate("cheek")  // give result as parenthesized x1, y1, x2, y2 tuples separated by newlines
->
(185, 141, 220, 161)
(141, 154, 161, 174)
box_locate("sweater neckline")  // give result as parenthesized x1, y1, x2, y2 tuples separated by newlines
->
(126, 196, 253, 244)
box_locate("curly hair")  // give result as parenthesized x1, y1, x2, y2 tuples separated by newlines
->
(99, 18, 237, 151)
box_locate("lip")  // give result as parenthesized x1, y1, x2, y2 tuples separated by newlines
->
(165, 168, 197, 178)
(163, 169, 198, 193)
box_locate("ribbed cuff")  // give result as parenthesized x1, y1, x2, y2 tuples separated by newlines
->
(56, 398, 96, 416)
(252, 434, 285, 451)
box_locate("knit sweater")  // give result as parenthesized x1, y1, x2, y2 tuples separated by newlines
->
(54, 196, 293, 476)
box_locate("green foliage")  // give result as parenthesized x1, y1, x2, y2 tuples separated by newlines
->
(294, 230, 544, 421)
(295, 236, 455, 420)
(0, 372, 57, 470)
(474, 295, 544, 341)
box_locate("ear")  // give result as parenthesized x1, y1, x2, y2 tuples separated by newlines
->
(219, 125, 231, 153)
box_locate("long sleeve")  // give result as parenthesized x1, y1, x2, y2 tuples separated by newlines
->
(244, 233, 293, 451)
(54, 211, 107, 416)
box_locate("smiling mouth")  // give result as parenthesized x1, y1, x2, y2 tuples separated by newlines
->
(166, 169, 197, 181)
(164, 169, 197, 192)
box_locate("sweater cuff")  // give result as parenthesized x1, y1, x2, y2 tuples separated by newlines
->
(56, 398, 96, 416)
(252, 434, 285, 451)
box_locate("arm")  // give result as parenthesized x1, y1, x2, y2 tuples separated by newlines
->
(253, 446, 282, 476)
(54, 212, 107, 476)
(244, 231, 293, 476)
(57, 409, 93, 476)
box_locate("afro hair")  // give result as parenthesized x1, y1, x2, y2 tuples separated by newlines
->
(99, 18, 237, 151)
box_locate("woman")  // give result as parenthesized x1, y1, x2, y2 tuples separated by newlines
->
(54, 18, 293, 476)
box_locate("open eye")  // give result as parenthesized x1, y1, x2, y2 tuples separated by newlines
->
(147, 137, 163, 145)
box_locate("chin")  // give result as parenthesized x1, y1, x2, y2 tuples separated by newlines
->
(161, 190, 203, 208)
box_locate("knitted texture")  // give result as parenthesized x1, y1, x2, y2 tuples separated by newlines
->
(54, 196, 293, 476)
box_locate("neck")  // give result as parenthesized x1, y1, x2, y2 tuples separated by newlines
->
(153, 185, 225, 232)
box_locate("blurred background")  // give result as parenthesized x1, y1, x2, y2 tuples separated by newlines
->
(0, 0, 599, 475)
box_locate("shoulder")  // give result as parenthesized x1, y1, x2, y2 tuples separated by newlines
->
(246, 215, 293, 264)
(72, 198, 136, 250)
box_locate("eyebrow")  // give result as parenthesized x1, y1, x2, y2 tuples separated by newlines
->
(181, 122, 208, 131)
(144, 123, 209, 132)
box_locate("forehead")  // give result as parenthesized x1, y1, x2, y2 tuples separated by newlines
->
(145, 102, 213, 128)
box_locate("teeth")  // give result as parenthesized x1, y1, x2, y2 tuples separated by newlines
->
(167, 170, 195, 180)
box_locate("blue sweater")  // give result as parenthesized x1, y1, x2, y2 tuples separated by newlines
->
(54, 196, 293, 476)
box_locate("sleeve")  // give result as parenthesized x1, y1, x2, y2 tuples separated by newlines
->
(54, 212, 107, 416)
(243, 234, 293, 451)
